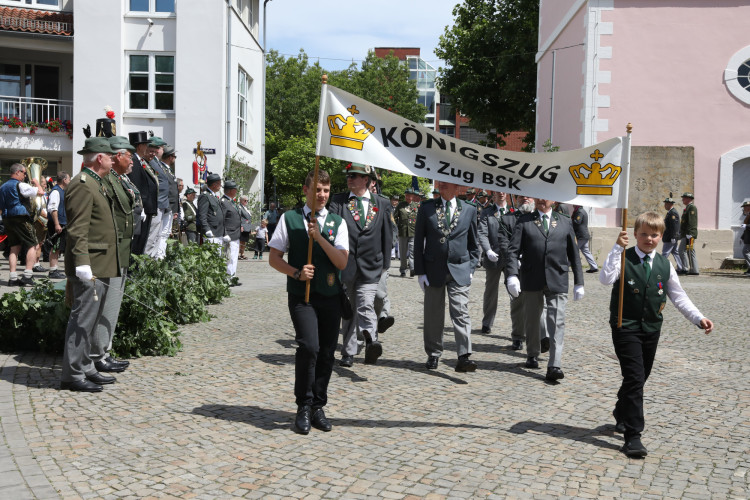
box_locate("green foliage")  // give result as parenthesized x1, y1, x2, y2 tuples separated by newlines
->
(379, 171, 432, 199)
(224, 152, 258, 195)
(0, 241, 231, 357)
(540, 138, 560, 153)
(265, 50, 428, 207)
(436, 0, 538, 147)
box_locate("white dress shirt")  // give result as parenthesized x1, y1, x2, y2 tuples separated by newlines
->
(599, 243, 705, 325)
(269, 205, 349, 253)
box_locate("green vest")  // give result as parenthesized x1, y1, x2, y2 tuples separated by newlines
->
(103, 171, 135, 268)
(285, 208, 342, 298)
(609, 247, 670, 332)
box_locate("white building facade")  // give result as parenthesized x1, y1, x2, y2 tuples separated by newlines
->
(0, 0, 264, 195)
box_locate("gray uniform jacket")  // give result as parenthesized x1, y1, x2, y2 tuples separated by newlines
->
(197, 191, 224, 236)
(329, 191, 392, 284)
(571, 207, 590, 241)
(414, 198, 479, 288)
(505, 210, 583, 294)
(221, 195, 242, 240)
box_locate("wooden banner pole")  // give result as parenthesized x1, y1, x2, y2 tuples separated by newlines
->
(305, 74, 328, 303)
(617, 123, 633, 328)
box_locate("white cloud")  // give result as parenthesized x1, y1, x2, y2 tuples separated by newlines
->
(265, 0, 459, 70)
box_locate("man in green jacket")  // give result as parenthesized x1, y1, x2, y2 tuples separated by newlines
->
(678, 192, 699, 275)
(61, 138, 121, 392)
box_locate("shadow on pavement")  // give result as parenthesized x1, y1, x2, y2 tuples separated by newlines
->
(192, 404, 493, 431)
(507, 420, 622, 451)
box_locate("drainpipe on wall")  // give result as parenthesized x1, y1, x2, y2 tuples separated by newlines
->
(262, 0, 272, 206)
(225, 1, 232, 181)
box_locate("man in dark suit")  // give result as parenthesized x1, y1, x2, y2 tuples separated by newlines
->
(478, 192, 513, 334)
(678, 192, 699, 275)
(414, 180, 480, 372)
(661, 195, 683, 272)
(572, 205, 599, 273)
(329, 163, 392, 367)
(197, 173, 225, 249)
(127, 131, 158, 256)
(221, 180, 242, 284)
(506, 198, 584, 382)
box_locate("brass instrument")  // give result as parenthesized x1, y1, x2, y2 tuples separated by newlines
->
(21, 156, 48, 225)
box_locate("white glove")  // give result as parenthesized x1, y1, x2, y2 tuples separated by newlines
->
(418, 274, 430, 292)
(222, 235, 231, 243)
(574, 285, 584, 301)
(485, 249, 499, 262)
(205, 230, 214, 238)
(75, 265, 93, 281)
(742, 224, 747, 229)
(140, 211, 147, 222)
(469, 272, 474, 284)
(506, 275, 521, 298)
(671, 238, 676, 244)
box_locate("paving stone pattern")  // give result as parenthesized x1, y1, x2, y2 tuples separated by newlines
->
(1, 259, 749, 499)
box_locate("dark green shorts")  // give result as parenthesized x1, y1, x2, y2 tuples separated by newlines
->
(4, 216, 38, 249)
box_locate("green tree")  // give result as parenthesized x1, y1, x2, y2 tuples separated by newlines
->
(436, 0, 538, 147)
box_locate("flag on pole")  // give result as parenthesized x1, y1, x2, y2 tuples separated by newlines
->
(316, 84, 630, 209)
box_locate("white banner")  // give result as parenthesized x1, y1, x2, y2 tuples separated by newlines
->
(316, 84, 630, 209)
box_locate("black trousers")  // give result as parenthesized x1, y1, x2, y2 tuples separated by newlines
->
(131, 214, 153, 255)
(612, 327, 661, 440)
(288, 293, 341, 408)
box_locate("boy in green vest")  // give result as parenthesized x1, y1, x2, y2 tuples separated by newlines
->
(599, 211, 713, 457)
(268, 170, 349, 435)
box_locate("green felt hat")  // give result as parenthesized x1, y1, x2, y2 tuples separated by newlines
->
(77, 137, 115, 155)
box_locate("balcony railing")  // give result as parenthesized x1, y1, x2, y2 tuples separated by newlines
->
(0, 16, 71, 35)
(0, 95, 73, 124)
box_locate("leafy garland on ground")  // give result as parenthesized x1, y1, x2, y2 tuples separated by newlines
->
(0, 241, 231, 357)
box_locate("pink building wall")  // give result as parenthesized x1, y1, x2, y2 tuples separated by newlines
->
(537, 0, 750, 231)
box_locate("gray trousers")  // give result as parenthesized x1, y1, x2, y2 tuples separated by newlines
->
(62, 276, 111, 382)
(91, 269, 127, 363)
(744, 243, 750, 269)
(374, 270, 390, 319)
(482, 266, 503, 329)
(398, 236, 414, 273)
(678, 236, 699, 273)
(523, 288, 567, 368)
(510, 293, 525, 341)
(577, 239, 598, 269)
(340, 272, 379, 356)
(662, 239, 683, 271)
(423, 273, 472, 358)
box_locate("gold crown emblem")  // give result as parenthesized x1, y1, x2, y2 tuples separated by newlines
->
(569, 149, 622, 195)
(328, 105, 375, 151)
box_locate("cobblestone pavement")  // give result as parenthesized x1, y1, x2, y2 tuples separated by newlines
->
(1, 258, 749, 499)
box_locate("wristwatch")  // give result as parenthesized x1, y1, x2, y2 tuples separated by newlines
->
(293, 269, 302, 280)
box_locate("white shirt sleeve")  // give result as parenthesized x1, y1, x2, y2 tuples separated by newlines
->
(18, 182, 38, 198)
(599, 243, 705, 325)
(333, 218, 349, 251)
(47, 189, 60, 212)
(268, 213, 289, 252)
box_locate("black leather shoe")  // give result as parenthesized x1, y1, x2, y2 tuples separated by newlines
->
(95, 359, 126, 373)
(481, 325, 491, 334)
(621, 437, 648, 458)
(377, 316, 395, 334)
(310, 407, 332, 432)
(107, 357, 130, 368)
(677, 269, 688, 276)
(85, 372, 116, 385)
(19, 275, 35, 286)
(400, 271, 406, 277)
(425, 355, 439, 369)
(339, 355, 354, 367)
(294, 406, 311, 435)
(32, 264, 48, 273)
(409, 270, 415, 277)
(511, 340, 523, 350)
(455, 354, 477, 373)
(586, 268, 599, 273)
(48, 270, 66, 279)
(540, 337, 550, 353)
(525, 356, 539, 369)
(60, 379, 103, 392)
(545, 366, 565, 381)
(364, 341, 383, 364)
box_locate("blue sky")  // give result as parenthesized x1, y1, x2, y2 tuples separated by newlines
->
(264, 0, 460, 72)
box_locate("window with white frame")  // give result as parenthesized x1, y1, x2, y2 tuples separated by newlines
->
(128, 53, 174, 111)
(0, 0, 60, 8)
(129, 0, 174, 13)
(235, 0, 253, 28)
(237, 68, 251, 145)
